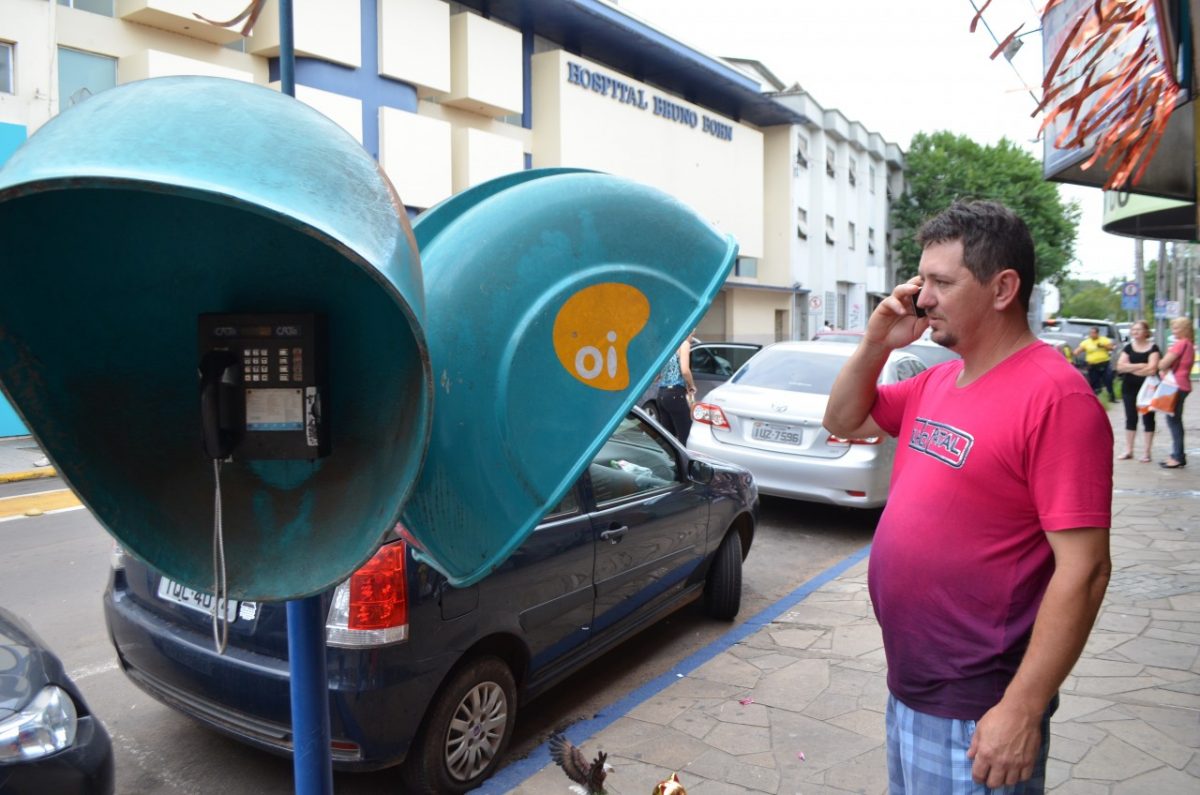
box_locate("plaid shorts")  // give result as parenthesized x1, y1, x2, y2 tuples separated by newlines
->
(885, 694, 1055, 795)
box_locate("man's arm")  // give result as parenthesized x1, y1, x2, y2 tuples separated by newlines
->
(967, 527, 1111, 789)
(823, 280, 925, 438)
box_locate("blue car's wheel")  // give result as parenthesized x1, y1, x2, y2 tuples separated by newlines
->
(402, 655, 516, 794)
(704, 530, 742, 620)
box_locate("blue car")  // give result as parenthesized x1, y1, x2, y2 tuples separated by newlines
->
(103, 409, 757, 793)
(0, 606, 114, 795)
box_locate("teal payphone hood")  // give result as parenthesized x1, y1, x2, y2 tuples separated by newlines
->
(0, 77, 432, 601)
(405, 169, 736, 585)
(0, 77, 736, 597)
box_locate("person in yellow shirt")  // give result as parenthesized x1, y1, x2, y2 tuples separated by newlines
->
(1074, 327, 1115, 399)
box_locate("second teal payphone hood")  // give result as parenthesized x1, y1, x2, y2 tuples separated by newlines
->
(404, 169, 736, 585)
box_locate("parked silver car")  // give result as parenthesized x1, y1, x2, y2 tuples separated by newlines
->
(686, 341, 927, 508)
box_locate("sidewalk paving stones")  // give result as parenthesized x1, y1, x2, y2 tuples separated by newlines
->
(500, 402, 1199, 794)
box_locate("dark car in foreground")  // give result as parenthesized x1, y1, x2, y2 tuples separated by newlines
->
(104, 408, 757, 793)
(0, 607, 114, 795)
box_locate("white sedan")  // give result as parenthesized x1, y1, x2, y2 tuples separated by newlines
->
(686, 341, 928, 508)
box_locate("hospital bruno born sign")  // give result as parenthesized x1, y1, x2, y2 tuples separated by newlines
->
(566, 62, 734, 142)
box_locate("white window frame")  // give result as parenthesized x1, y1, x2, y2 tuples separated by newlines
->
(848, 221, 856, 250)
(796, 134, 809, 168)
(825, 146, 835, 178)
(869, 164, 877, 194)
(868, 226, 876, 255)
(57, 0, 115, 16)
(825, 214, 835, 245)
(848, 157, 857, 187)
(796, 207, 808, 239)
(0, 42, 12, 95)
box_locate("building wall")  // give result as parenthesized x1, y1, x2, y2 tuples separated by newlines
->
(531, 49, 764, 259)
(726, 289, 793, 347)
(770, 90, 903, 338)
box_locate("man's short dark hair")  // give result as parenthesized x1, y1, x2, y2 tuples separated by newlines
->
(917, 201, 1036, 310)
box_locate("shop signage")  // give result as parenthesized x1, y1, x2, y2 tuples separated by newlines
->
(566, 61, 733, 142)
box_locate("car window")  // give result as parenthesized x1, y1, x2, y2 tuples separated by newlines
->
(894, 358, 927, 381)
(690, 347, 729, 376)
(691, 346, 758, 376)
(900, 344, 959, 367)
(707, 345, 759, 373)
(544, 486, 580, 518)
(731, 348, 847, 394)
(588, 416, 681, 505)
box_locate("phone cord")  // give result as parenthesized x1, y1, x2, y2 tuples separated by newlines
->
(211, 458, 229, 654)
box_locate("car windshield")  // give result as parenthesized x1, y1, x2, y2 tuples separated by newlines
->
(1060, 321, 1113, 337)
(901, 343, 959, 367)
(731, 348, 848, 394)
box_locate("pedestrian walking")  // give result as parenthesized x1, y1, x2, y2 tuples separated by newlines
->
(655, 334, 695, 445)
(824, 200, 1112, 794)
(1157, 316, 1195, 469)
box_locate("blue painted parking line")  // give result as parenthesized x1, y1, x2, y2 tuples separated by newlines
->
(476, 543, 873, 793)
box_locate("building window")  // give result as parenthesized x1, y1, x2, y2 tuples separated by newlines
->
(58, 47, 116, 109)
(57, 0, 114, 15)
(848, 221, 856, 250)
(796, 207, 808, 240)
(848, 157, 857, 187)
(734, 256, 758, 278)
(869, 165, 877, 194)
(795, 134, 809, 168)
(825, 215, 835, 245)
(868, 226, 876, 255)
(0, 42, 12, 95)
(825, 146, 835, 178)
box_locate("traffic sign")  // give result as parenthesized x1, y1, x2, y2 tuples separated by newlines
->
(1120, 281, 1138, 310)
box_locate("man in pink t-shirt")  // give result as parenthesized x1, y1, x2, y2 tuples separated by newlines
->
(824, 201, 1112, 794)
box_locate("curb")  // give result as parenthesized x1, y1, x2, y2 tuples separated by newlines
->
(0, 468, 58, 484)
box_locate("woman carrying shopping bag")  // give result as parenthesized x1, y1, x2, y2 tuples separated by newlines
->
(1116, 319, 1160, 462)
(1157, 317, 1195, 469)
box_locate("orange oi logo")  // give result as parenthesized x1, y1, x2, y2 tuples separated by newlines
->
(552, 283, 650, 391)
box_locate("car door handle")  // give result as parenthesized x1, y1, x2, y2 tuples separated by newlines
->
(599, 525, 628, 544)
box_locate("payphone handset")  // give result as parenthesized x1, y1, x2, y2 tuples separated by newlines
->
(198, 313, 329, 461)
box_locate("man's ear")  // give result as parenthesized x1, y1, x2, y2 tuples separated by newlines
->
(993, 269, 1022, 310)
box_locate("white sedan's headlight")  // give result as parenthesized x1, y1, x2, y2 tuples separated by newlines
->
(0, 685, 78, 761)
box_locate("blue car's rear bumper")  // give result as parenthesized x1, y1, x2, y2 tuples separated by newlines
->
(103, 584, 456, 772)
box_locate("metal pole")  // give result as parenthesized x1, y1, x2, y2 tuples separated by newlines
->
(280, 0, 295, 97)
(287, 598, 334, 795)
(277, 3, 333, 794)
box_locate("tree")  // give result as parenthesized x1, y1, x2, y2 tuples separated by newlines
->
(1059, 278, 1121, 318)
(890, 132, 1080, 286)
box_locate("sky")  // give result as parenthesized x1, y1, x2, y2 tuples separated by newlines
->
(617, 0, 1145, 286)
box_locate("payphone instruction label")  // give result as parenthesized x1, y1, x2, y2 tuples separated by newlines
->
(245, 388, 304, 431)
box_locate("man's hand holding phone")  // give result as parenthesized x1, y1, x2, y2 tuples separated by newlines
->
(862, 278, 928, 352)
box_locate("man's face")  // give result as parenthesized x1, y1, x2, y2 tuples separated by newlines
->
(1089, 328, 1099, 339)
(916, 240, 995, 351)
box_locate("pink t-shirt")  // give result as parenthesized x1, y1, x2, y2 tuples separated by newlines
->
(868, 341, 1112, 720)
(1166, 338, 1194, 392)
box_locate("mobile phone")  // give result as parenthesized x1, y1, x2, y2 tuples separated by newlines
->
(912, 288, 926, 318)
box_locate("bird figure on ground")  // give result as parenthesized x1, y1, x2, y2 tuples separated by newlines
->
(549, 731, 613, 795)
(653, 771, 688, 795)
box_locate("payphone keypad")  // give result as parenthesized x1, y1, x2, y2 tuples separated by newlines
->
(240, 347, 306, 384)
